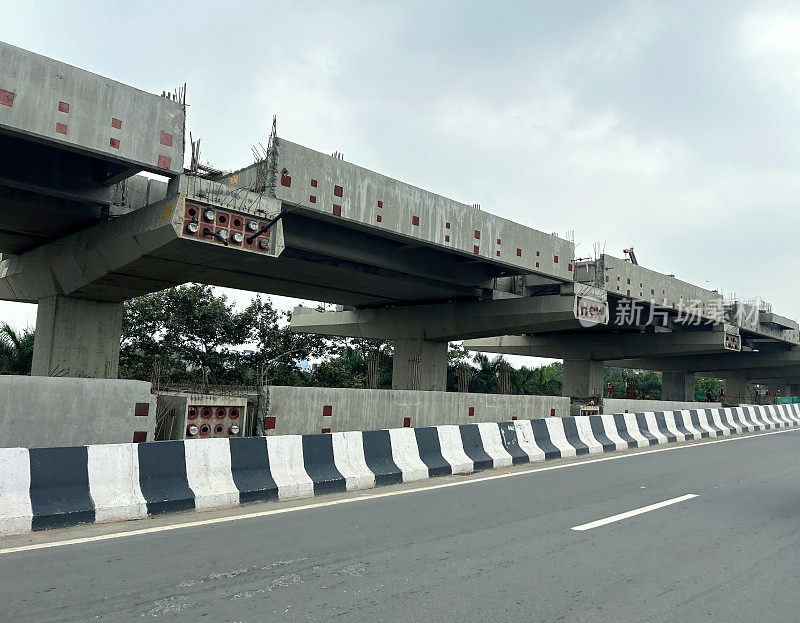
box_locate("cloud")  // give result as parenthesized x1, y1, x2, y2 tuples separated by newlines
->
(739, 8, 800, 88)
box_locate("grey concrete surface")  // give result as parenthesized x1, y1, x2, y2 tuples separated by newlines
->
(263, 385, 569, 434)
(562, 357, 604, 398)
(0, 41, 184, 176)
(391, 338, 448, 390)
(291, 289, 605, 343)
(2, 429, 799, 622)
(0, 376, 154, 448)
(32, 295, 122, 378)
(661, 370, 696, 401)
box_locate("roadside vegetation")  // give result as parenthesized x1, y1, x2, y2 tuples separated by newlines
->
(2, 285, 724, 398)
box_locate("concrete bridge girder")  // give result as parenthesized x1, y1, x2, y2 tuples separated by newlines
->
(462, 328, 737, 362)
(291, 287, 608, 393)
(611, 349, 800, 373)
(290, 290, 607, 343)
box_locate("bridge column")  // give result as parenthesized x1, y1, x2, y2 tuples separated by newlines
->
(723, 378, 750, 404)
(32, 296, 123, 378)
(662, 371, 695, 401)
(562, 359, 604, 399)
(392, 339, 448, 391)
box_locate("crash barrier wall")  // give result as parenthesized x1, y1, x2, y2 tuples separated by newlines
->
(2, 404, 799, 536)
(602, 398, 721, 414)
(0, 376, 156, 449)
(262, 386, 570, 435)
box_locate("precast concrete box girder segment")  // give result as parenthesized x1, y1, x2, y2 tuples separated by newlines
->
(577, 256, 798, 347)
(223, 138, 577, 286)
(0, 168, 573, 308)
(0, 41, 185, 255)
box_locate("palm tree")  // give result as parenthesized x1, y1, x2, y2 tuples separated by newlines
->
(0, 324, 34, 375)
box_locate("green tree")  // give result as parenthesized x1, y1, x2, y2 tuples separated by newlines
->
(635, 370, 662, 399)
(309, 338, 393, 389)
(238, 299, 328, 386)
(696, 377, 724, 401)
(511, 362, 563, 396)
(0, 324, 34, 375)
(120, 284, 251, 383)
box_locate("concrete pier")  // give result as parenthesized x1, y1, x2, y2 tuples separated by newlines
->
(32, 296, 123, 378)
(662, 371, 696, 401)
(391, 339, 448, 391)
(562, 358, 604, 399)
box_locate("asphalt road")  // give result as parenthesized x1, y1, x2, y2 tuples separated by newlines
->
(2, 429, 800, 622)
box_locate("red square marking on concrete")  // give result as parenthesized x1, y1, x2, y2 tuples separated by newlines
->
(445, 222, 450, 229)
(310, 195, 317, 203)
(550, 408, 556, 416)
(445, 235, 450, 242)
(412, 215, 419, 226)
(496, 250, 500, 257)
(157, 155, 171, 169)
(334, 185, 343, 197)
(134, 402, 150, 417)
(265, 416, 276, 430)
(377, 200, 383, 208)
(474, 230, 480, 239)
(376, 214, 382, 223)
(55, 122, 67, 134)
(321, 428, 331, 434)
(111, 117, 122, 129)
(568, 263, 573, 271)
(333, 204, 342, 216)
(132, 431, 147, 443)
(403, 417, 411, 427)
(536, 262, 539, 268)
(58, 101, 69, 113)
(322, 405, 333, 416)
(473, 245, 480, 254)
(311, 179, 317, 187)
(0, 89, 14, 107)
(512, 416, 518, 420)
(496, 238, 501, 245)
(468, 406, 475, 416)
(160, 131, 173, 147)
(109, 137, 120, 149)
(281, 171, 291, 187)
(517, 248, 522, 257)
(536, 251, 540, 256)
(554, 255, 559, 263)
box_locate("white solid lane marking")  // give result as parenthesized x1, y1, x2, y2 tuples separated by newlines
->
(0, 427, 795, 557)
(571, 494, 699, 531)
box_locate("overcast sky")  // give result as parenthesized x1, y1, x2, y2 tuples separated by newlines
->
(2, 1, 799, 359)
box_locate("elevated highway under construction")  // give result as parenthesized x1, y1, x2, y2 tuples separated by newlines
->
(0, 39, 798, 445)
